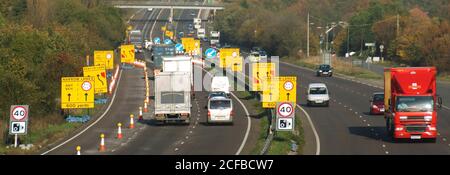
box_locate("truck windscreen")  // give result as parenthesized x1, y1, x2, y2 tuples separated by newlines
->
(396, 96, 433, 112)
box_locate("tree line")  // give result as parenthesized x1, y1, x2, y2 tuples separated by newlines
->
(215, 0, 450, 73)
(0, 0, 125, 133)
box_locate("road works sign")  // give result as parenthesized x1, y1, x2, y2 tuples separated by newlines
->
(279, 76, 297, 104)
(165, 30, 174, 38)
(9, 105, 29, 135)
(83, 66, 108, 94)
(94, 50, 114, 70)
(61, 77, 95, 109)
(120, 45, 135, 63)
(228, 56, 243, 72)
(251, 63, 276, 91)
(276, 102, 295, 131)
(262, 77, 279, 108)
(219, 48, 239, 68)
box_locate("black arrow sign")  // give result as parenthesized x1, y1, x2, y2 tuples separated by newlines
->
(85, 93, 88, 101)
(68, 93, 71, 101)
(97, 74, 104, 85)
(287, 93, 290, 101)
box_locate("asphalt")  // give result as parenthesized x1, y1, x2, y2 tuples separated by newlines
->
(280, 62, 450, 155)
(42, 2, 253, 155)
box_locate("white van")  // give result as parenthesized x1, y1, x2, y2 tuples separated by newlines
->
(207, 96, 233, 124)
(211, 76, 230, 94)
(307, 83, 330, 107)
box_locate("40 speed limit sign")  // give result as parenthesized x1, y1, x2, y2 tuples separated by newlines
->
(9, 105, 29, 135)
(276, 102, 295, 131)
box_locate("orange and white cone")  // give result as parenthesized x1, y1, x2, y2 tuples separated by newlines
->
(76, 146, 81, 155)
(99, 134, 106, 152)
(144, 102, 148, 112)
(139, 107, 143, 120)
(117, 123, 123, 139)
(129, 114, 135, 129)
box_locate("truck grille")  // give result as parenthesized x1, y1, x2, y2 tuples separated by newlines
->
(406, 116, 425, 121)
(405, 126, 427, 133)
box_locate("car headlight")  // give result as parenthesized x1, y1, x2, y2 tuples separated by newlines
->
(372, 105, 378, 109)
(424, 116, 432, 121)
(319, 70, 323, 72)
(329, 70, 332, 72)
(399, 116, 407, 120)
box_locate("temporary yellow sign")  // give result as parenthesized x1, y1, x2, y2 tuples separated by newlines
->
(228, 56, 243, 72)
(120, 45, 135, 63)
(262, 77, 280, 108)
(278, 76, 297, 103)
(165, 30, 174, 38)
(193, 39, 201, 55)
(61, 77, 95, 109)
(181, 37, 194, 53)
(219, 48, 240, 68)
(251, 63, 276, 91)
(161, 26, 166, 32)
(83, 65, 108, 94)
(94, 50, 114, 69)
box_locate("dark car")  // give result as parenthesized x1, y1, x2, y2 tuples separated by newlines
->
(370, 92, 385, 115)
(316, 64, 333, 77)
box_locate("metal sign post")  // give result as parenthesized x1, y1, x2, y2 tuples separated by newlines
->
(9, 105, 29, 148)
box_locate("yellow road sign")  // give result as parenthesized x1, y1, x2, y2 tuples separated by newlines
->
(161, 26, 167, 32)
(262, 77, 280, 108)
(181, 37, 194, 53)
(228, 56, 243, 72)
(165, 30, 173, 38)
(219, 48, 240, 68)
(61, 77, 95, 109)
(251, 63, 276, 91)
(94, 50, 114, 69)
(83, 66, 108, 94)
(278, 76, 297, 103)
(120, 45, 135, 63)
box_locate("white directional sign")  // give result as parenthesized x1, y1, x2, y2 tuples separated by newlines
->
(277, 118, 293, 130)
(10, 121, 27, 134)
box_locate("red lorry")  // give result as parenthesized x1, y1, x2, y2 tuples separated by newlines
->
(384, 67, 442, 142)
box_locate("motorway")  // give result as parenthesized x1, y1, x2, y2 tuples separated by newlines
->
(279, 62, 450, 155)
(41, 1, 254, 155)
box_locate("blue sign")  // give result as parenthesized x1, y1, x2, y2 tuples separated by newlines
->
(175, 43, 184, 51)
(153, 37, 161, 44)
(164, 39, 173, 45)
(205, 48, 217, 59)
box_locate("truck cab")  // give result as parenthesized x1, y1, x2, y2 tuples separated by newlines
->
(384, 67, 442, 141)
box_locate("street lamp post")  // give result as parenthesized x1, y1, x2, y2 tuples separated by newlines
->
(380, 44, 384, 63)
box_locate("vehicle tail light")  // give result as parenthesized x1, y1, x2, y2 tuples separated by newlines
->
(207, 111, 211, 118)
(230, 110, 234, 116)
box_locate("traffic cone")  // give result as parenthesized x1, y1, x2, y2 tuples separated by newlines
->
(144, 102, 148, 112)
(117, 123, 123, 139)
(99, 134, 106, 152)
(139, 107, 143, 120)
(76, 146, 81, 155)
(129, 114, 135, 129)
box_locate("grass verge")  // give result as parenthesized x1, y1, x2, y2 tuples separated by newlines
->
(284, 56, 383, 80)
(0, 98, 107, 155)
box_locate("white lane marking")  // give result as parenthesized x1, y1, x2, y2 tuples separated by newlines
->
(41, 69, 124, 155)
(149, 8, 164, 39)
(297, 104, 321, 155)
(201, 66, 252, 155)
(443, 105, 450, 110)
(230, 92, 251, 155)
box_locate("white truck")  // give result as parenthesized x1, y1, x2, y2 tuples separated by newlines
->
(154, 72, 192, 124)
(210, 31, 220, 46)
(211, 76, 230, 95)
(162, 55, 194, 96)
(197, 28, 206, 39)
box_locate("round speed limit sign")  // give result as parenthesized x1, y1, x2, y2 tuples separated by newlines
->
(277, 103, 294, 117)
(284, 81, 294, 91)
(11, 106, 28, 121)
(81, 81, 92, 91)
